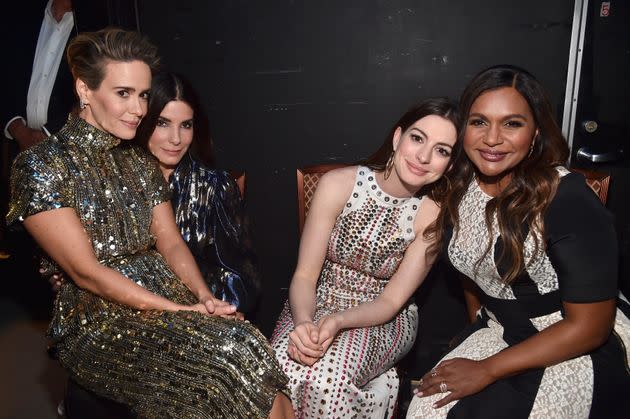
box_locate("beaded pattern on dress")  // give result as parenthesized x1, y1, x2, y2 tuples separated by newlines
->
(272, 166, 420, 418)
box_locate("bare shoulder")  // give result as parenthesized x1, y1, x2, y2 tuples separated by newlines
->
(414, 196, 441, 232)
(319, 165, 357, 183)
(308, 165, 358, 213)
(316, 165, 358, 196)
(419, 196, 441, 214)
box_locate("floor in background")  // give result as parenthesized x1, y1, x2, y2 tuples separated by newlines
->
(0, 252, 66, 419)
(0, 299, 66, 419)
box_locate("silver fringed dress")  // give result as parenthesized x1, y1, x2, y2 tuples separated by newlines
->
(169, 154, 260, 315)
(7, 115, 287, 418)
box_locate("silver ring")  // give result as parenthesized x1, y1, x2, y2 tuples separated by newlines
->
(430, 368, 438, 377)
(440, 382, 448, 393)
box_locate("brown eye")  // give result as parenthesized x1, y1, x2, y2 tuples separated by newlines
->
(436, 147, 451, 157)
(505, 120, 524, 128)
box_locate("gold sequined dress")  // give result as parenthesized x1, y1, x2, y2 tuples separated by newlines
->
(7, 115, 287, 418)
(270, 166, 420, 418)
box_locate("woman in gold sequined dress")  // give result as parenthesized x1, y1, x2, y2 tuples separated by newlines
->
(7, 28, 291, 419)
(270, 99, 460, 417)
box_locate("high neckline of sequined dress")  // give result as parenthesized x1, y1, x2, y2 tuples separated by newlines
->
(60, 113, 122, 151)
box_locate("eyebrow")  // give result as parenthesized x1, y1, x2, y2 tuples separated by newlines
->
(157, 116, 194, 123)
(112, 86, 151, 94)
(113, 86, 135, 91)
(468, 112, 529, 120)
(409, 127, 454, 148)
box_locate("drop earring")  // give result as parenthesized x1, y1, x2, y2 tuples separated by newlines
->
(528, 131, 539, 158)
(384, 152, 395, 180)
(79, 99, 86, 110)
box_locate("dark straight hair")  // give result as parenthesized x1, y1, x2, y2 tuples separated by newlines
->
(135, 72, 214, 167)
(362, 97, 461, 175)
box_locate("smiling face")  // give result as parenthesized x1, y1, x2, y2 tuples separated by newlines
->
(390, 114, 457, 192)
(463, 87, 538, 192)
(147, 100, 194, 175)
(78, 60, 151, 140)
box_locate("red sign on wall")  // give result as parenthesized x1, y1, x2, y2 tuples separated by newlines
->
(600, 2, 611, 17)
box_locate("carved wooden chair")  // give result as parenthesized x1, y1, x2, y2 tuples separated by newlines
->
(569, 168, 611, 205)
(296, 163, 347, 233)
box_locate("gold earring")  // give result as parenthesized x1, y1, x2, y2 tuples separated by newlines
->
(528, 133, 538, 158)
(384, 152, 395, 180)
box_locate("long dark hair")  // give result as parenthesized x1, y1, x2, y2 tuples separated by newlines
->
(362, 97, 462, 197)
(438, 65, 569, 282)
(135, 72, 214, 167)
(361, 98, 462, 259)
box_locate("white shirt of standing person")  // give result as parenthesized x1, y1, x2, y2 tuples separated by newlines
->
(4, 0, 74, 139)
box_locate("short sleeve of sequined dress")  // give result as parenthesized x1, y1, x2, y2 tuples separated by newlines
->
(136, 147, 171, 208)
(6, 142, 75, 226)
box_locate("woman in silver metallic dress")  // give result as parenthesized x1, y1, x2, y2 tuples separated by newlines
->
(7, 28, 292, 418)
(270, 98, 460, 417)
(135, 72, 261, 316)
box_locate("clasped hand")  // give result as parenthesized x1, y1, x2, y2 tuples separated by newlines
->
(184, 295, 244, 320)
(44, 268, 244, 320)
(287, 315, 340, 366)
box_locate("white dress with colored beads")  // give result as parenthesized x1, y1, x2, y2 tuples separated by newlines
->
(271, 166, 421, 418)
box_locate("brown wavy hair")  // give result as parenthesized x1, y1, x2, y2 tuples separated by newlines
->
(433, 65, 569, 282)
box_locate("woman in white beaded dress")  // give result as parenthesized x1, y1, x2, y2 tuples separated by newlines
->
(271, 98, 460, 417)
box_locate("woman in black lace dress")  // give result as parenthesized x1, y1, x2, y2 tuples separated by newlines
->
(408, 65, 630, 419)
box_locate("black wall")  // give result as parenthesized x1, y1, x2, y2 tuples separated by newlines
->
(137, 0, 575, 335)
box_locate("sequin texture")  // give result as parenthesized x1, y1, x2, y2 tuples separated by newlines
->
(7, 115, 287, 418)
(271, 166, 420, 418)
(169, 154, 260, 315)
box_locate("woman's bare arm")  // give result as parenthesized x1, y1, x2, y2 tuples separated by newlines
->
(24, 207, 186, 311)
(150, 201, 236, 316)
(286, 167, 355, 362)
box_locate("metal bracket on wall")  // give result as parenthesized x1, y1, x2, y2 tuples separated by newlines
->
(562, 0, 589, 164)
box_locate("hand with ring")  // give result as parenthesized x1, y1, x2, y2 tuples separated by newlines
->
(412, 357, 496, 409)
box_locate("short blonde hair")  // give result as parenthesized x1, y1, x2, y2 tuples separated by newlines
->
(67, 27, 160, 90)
